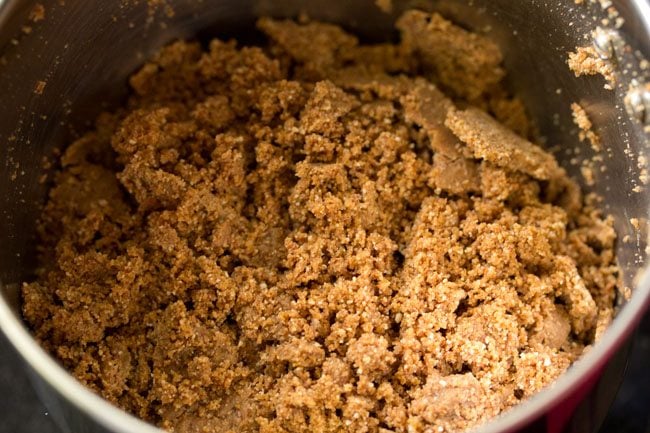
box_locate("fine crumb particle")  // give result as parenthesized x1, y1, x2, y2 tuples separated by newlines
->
(33, 80, 47, 95)
(121, 0, 174, 17)
(637, 155, 649, 186)
(374, 0, 393, 13)
(568, 46, 616, 89)
(631, 218, 640, 229)
(22, 10, 619, 433)
(571, 103, 601, 152)
(29, 3, 45, 22)
(622, 286, 632, 301)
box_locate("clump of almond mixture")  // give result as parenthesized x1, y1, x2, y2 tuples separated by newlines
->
(23, 10, 619, 433)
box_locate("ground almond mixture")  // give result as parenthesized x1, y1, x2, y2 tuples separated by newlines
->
(23, 10, 619, 433)
(567, 45, 617, 90)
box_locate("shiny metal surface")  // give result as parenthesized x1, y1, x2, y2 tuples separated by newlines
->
(0, 1, 649, 433)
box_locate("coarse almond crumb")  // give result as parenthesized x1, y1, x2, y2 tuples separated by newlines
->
(571, 102, 601, 152)
(375, 0, 393, 13)
(33, 80, 46, 95)
(568, 46, 616, 89)
(23, 11, 619, 433)
(29, 3, 45, 22)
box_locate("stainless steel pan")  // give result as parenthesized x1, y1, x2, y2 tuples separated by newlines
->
(1, 1, 649, 432)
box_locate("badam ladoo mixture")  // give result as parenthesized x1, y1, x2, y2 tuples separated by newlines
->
(22, 10, 619, 433)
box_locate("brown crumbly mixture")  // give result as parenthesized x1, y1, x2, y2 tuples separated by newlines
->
(23, 11, 619, 433)
(568, 46, 616, 89)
